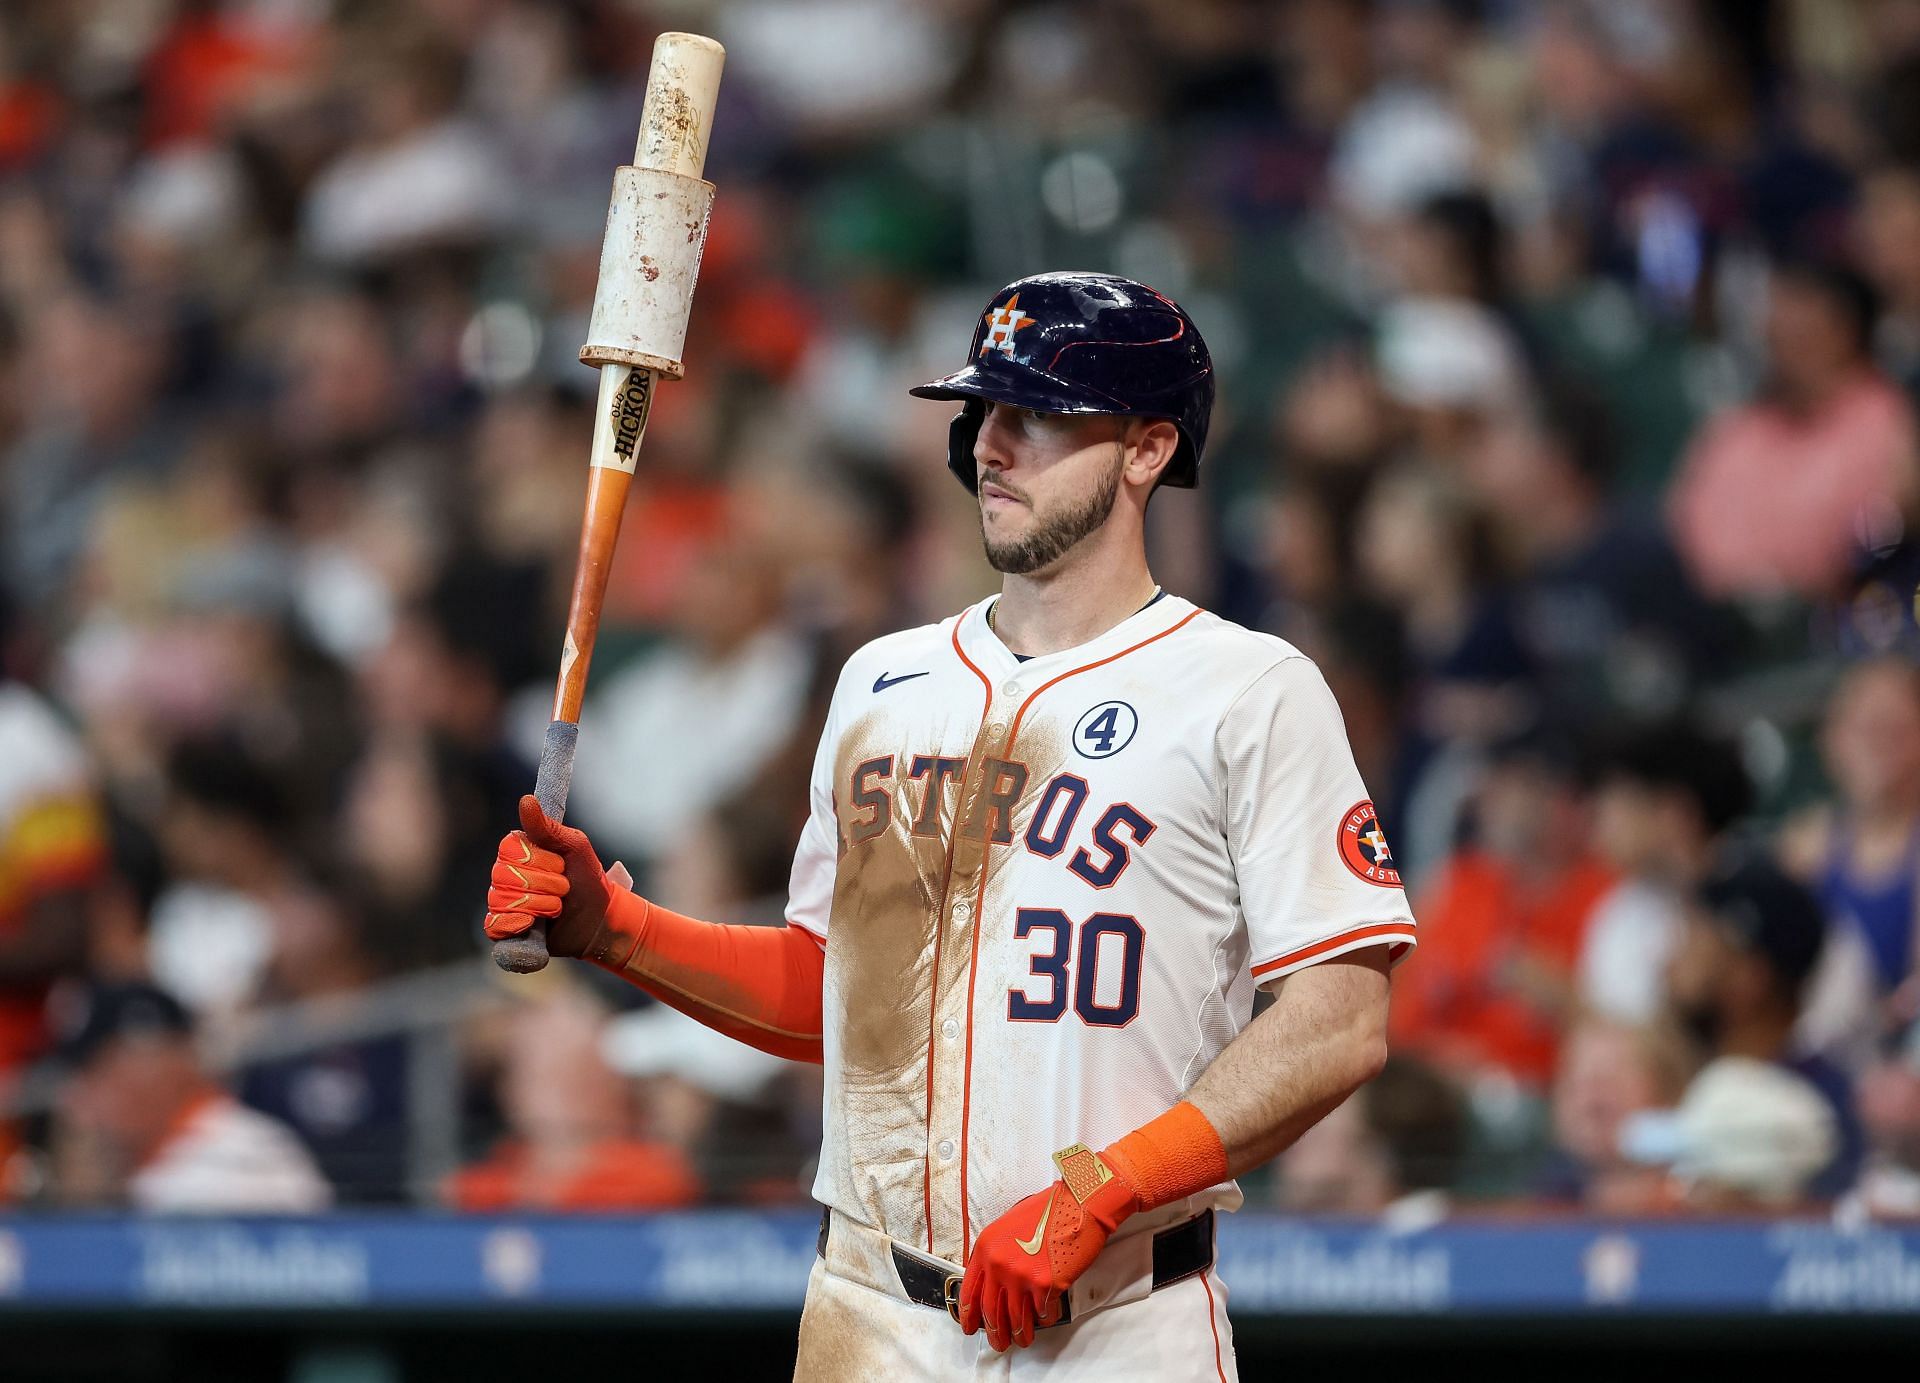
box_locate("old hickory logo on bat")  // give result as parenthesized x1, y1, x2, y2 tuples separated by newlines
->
(610, 367, 655, 462)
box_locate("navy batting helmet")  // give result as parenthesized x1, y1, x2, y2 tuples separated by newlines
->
(909, 271, 1214, 493)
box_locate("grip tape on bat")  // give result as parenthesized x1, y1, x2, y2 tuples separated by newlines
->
(490, 720, 578, 974)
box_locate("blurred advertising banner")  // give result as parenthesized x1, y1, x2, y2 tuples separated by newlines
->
(0, 1214, 1914, 1315)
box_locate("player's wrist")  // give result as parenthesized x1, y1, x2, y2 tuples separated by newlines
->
(582, 882, 651, 969)
(1097, 1100, 1229, 1216)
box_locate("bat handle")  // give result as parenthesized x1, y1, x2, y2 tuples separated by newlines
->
(490, 721, 580, 973)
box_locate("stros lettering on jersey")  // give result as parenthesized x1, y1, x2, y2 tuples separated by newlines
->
(784, 594, 1417, 1264)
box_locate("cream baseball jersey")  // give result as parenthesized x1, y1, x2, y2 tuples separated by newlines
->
(785, 593, 1416, 1264)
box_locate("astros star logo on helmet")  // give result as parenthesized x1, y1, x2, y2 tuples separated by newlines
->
(979, 294, 1037, 357)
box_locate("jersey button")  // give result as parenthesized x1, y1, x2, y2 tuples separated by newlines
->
(942, 1019, 959, 1041)
(937, 1139, 955, 1161)
(953, 899, 972, 924)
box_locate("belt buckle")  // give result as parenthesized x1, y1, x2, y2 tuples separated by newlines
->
(942, 1272, 963, 1324)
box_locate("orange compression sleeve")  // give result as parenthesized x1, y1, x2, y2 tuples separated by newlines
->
(583, 888, 826, 1064)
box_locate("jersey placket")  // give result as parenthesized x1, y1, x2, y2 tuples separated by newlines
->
(926, 609, 1041, 1262)
(922, 690, 1013, 1259)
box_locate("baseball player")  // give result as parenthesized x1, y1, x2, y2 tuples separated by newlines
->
(484, 272, 1416, 1380)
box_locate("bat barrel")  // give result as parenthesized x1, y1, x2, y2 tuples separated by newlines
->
(579, 33, 726, 376)
(636, 33, 725, 177)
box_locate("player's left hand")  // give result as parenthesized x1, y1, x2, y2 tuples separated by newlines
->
(957, 1152, 1141, 1352)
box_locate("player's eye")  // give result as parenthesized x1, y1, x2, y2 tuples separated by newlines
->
(983, 402, 1063, 438)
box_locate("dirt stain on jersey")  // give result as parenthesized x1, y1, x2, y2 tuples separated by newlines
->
(925, 706, 1067, 1260)
(793, 1269, 898, 1383)
(829, 706, 948, 1229)
(827, 707, 1070, 1255)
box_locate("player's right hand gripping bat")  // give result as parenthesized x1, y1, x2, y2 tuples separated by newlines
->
(491, 32, 726, 974)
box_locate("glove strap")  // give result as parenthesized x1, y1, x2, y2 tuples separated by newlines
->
(1052, 1143, 1116, 1205)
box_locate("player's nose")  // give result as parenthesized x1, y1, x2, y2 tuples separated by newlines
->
(973, 402, 1016, 474)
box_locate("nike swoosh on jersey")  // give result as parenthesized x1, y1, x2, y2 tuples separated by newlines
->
(872, 670, 931, 693)
(1014, 1192, 1054, 1255)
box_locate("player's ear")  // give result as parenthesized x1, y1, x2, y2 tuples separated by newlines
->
(1123, 419, 1179, 489)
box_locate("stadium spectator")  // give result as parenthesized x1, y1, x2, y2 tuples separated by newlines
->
(2, 291, 190, 615)
(230, 888, 411, 1204)
(1389, 728, 1615, 1088)
(1668, 259, 1918, 601)
(1349, 466, 1511, 693)
(1624, 1057, 1840, 1215)
(1375, 297, 1529, 467)
(1465, 386, 1729, 720)
(0, 676, 107, 1075)
(1539, 1017, 1694, 1215)
(652, 786, 812, 930)
(1783, 657, 1920, 1059)
(339, 554, 539, 968)
(1848, 1020, 1920, 1219)
(445, 988, 699, 1213)
(1352, 463, 1527, 882)
(47, 981, 330, 1213)
(1665, 858, 1865, 1197)
(1387, 190, 1509, 312)
(1275, 346, 1394, 481)
(1259, 462, 1380, 659)
(1580, 721, 1754, 1025)
(300, 32, 509, 265)
(1276, 1054, 1468, 1225)
(264, 285, 411, 466)
(1857, 163, 1920, 396)
(145, 733, 319, 1016)
(601, 999, 813, 1205)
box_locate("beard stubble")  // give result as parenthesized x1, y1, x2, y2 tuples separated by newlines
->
(980, 444, 1125, 575)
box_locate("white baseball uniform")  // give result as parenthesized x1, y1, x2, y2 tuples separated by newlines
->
(786, 592, 1417, 1380)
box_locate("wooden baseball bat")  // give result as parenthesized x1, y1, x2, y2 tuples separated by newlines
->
(491, 33, 725, 973)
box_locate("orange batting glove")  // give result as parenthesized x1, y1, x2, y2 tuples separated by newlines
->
(484, 795, 625, 958)
(957, 1101, 1227, 1352)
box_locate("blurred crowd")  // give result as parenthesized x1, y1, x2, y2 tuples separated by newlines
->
(1, 0, 1920, 1222)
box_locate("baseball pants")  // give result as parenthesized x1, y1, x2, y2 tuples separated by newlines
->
(792, 1253, 1237, 1381)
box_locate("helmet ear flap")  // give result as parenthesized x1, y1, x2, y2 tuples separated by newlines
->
(946, 399, 986, 493)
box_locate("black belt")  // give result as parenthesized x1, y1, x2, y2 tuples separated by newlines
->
(816, 1208, 1215, 1326)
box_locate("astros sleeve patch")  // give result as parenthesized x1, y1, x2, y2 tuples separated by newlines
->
(1337, 800, 1401, 888)
(1217, 658, 1417, 984)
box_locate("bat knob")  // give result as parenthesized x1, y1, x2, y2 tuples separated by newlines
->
(491, 930, 552, 974)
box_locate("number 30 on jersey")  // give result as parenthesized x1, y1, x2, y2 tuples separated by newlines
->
(1008, 909, 1144, 1028)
